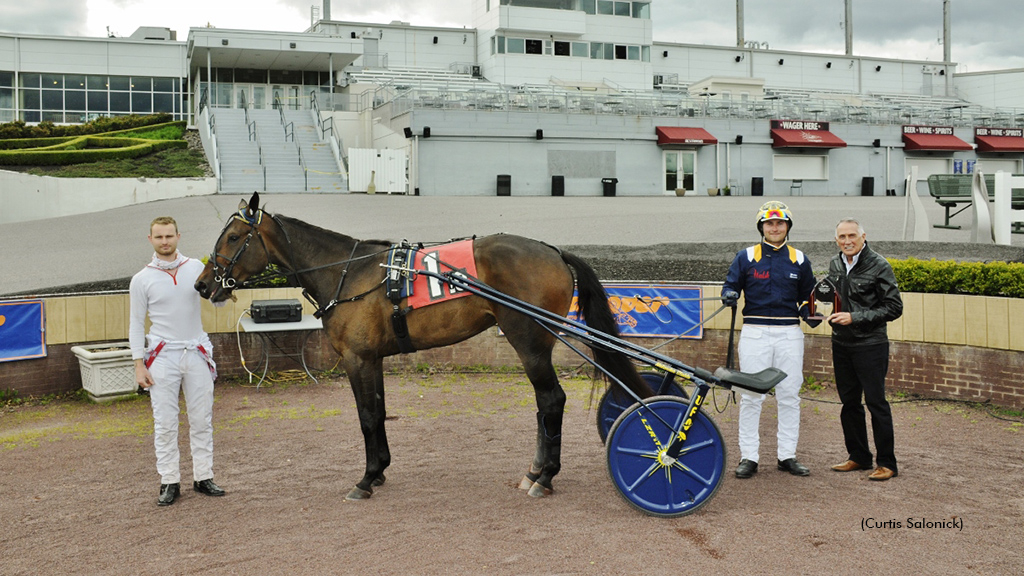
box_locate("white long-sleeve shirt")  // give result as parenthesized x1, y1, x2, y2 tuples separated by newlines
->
(129, 257, 208, 360)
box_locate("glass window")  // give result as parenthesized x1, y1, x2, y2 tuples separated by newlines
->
(615, 44, 626, 59)
(235, 69, 265, 83)
(109, 91, 130, 113)
(42, 111, 64, 122)
(65, 90, 86, 111)
(507, 38, 525, 54)
(109, 76, 130, 90)
(614, 1, 630, 16)
(21, 110, 41, 122)
(632, 2, 649, 18)
(303, 71, 320, 86)
(87, 91, 108, 112)
(642, 45, 650, 62)
(132, 77, 152, 91)
(87, 75, 107, 90)
(525, 39, 542, 54)
(132, 92, 152, 113)
(0, 87, 13, 108)
(627, 45, 640, 60)
(572, 42, 588, 57)
(40, 74, 62, 89)
(153, 93, 174, 113)
(270, 69, 301, 84)
(544, 40, 552, 55)
(497, 36, 505, 54)
(0, 71, 13, 87)
(66, 75, 86, 90)
(491, 36, 496, 55)
(0, 110, 13, 122)
(554, 41, 571, 56)
(153, 77, 174, 92)
(20, 88, 40, 109)
(21, 73, 41, 88)
(580, 0, 596, 14)
(590, 42, 603, 59)
(215, 68, 234, 82)
(597, 0, 613, 15)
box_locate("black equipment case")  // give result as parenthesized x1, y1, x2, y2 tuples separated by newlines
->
(250, 299, 303, 323)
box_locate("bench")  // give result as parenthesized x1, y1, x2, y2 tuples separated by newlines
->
(926, 174, 1024, 230)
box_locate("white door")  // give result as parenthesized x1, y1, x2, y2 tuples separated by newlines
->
(905, 158, 951, 196)
(664, 150, 696, 195)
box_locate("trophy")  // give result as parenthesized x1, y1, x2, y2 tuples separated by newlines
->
(807, 277, 841, 320)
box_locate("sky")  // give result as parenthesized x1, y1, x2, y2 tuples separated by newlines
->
(3, 0, 1023, 73)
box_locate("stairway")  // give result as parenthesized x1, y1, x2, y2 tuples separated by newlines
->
(211, 108, 347, 194)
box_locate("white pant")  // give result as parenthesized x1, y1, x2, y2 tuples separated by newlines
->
(148, 347, 215, 484)
(736, 324, 804, 463)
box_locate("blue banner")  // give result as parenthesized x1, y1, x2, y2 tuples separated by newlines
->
(0, 300, 47, 363)
(569, 284, 704, 339)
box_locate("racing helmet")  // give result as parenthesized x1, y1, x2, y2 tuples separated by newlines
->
(756, 200, 794, 235)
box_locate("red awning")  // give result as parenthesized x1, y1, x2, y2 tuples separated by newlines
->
(656, 126, 718, 146)
(975, 135, 1024, 153)
(770, 128, 846, 148)
(902, 132, 973, 151)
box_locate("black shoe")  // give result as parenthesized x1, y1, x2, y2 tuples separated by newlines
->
(735, 459, 758, 479)
(778, 458, 811, 476)
(157, 483, 180, 506)
(193, 479, 226, 497)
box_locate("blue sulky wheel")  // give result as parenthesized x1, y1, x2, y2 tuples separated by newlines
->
(597, 372, 687, 443)
(605, 396, 726, 518)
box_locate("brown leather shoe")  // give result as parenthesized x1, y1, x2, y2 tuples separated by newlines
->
(868, 466, 896, 481)
(831, 459, 869, 472)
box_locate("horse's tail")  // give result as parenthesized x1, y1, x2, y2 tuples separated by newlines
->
(560, 251, 653, 400)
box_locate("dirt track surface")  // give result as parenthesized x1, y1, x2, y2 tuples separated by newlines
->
(2, 372, 1021, 575)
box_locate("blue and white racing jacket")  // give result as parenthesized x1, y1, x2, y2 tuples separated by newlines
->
(722, 241, 816, 326)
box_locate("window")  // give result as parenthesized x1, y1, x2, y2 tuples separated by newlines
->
(0, 71, 13, 87)
(554, 41, 571, 56)
(627, 45, 640, 60)
(87, 76, 107, 90)
(525, 39, 543, 54)
(615, 45, 627, 59)
(507, 38, 525, 53)
(597, 0, 613, 15)
(132, 92, 152, 113)
(642, 45, 650, 62)
(65, 75, 86, 90)
(631, 2, 649, 18)
(153, 77, 175, 92)
(109, 91, 130, 113)
(572, 42, 589, 57)
(497, 36, 505, 53)
(773, 155, 829, 180)
(154, 93, 174, 113)
(20, 89, 40, 109)
(21, 73, 41, 88)
(41, 89, 63, 110)
(108, 76, 130, 91)
(614, 1, 630, 16)
(581, 0, 596, 14)
(87, 91, 108, 112)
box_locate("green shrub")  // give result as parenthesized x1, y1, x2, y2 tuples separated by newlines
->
(0, 114, 173, 139)
(890, 257, 1024, 298)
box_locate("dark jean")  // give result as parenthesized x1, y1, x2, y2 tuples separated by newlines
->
(832, 341, 898, 473)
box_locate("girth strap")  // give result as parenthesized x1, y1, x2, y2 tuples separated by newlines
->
(385, 243, 417, 354)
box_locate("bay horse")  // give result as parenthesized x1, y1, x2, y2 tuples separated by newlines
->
(195, 192, 652, 501)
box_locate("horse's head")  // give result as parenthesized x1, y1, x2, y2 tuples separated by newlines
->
(195, 192, 273, 302)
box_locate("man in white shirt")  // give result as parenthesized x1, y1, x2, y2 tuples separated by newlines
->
(130, 216, 225, 506)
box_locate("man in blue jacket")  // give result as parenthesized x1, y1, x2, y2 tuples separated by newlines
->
(722, 201, 818, 479)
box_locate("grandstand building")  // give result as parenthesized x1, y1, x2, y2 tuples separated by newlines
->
(2, 0, 1023, 196)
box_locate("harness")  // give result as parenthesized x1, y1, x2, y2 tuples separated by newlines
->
(385, 242, 420, 354)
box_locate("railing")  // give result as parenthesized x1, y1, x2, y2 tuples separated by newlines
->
(284, 121, 294, 142)
(310, 90, 347, 178)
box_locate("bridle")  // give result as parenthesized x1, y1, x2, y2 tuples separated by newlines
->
(209, 208, 275, 292)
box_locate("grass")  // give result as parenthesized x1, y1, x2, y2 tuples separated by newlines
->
(21, 147, 209, 178)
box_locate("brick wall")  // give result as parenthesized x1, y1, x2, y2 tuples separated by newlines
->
(3, 327, 1023, 411)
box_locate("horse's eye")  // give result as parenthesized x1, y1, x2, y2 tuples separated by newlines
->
(228, 234, 240, 243)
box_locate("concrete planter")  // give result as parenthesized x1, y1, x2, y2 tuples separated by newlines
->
(70, 341, 137, 401)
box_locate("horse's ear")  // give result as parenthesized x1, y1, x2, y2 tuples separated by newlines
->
(248, 191, 260, 213)
(237, 199, 248, 212)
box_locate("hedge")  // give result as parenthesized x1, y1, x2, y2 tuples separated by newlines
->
(890, 257, 1024, 298)
(0, 114, 174, 140)
(0, 138, 186, 165)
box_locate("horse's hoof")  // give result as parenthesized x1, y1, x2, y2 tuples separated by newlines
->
(345, 487, 373, 501)
(372, 474, 386, 487)
(527, 481, 553, 498)
(518, 471, 540, 491)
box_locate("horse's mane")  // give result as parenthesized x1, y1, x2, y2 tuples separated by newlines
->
(273, 213, 393, 250)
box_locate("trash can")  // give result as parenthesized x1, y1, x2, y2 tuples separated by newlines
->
(861, 176, 875, 196)
(497, 174, 511, 196)
(751, 177, 764, 196)
(601, 177, 618, 197)
(551, 175, 565, 196)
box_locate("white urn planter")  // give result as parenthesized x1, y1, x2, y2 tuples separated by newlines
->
(71, 341, 137, 401)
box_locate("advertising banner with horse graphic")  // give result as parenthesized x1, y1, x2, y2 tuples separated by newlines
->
(0, 299, 47, 363)
(568, 284, 704, 339)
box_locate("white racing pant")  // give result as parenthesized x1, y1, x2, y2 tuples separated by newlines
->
(736, 324, 804, 463)
(147, 345, 215, 485)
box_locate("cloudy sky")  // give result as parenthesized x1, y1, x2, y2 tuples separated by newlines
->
(3, 0, 1022, 72)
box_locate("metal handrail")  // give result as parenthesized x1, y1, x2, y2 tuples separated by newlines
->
(284, 122, 294, 142)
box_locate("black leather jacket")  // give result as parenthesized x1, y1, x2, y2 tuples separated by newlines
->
(826, 243, 903, 346)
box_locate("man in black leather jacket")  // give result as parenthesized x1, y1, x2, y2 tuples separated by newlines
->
(825, 218, 903, 481)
